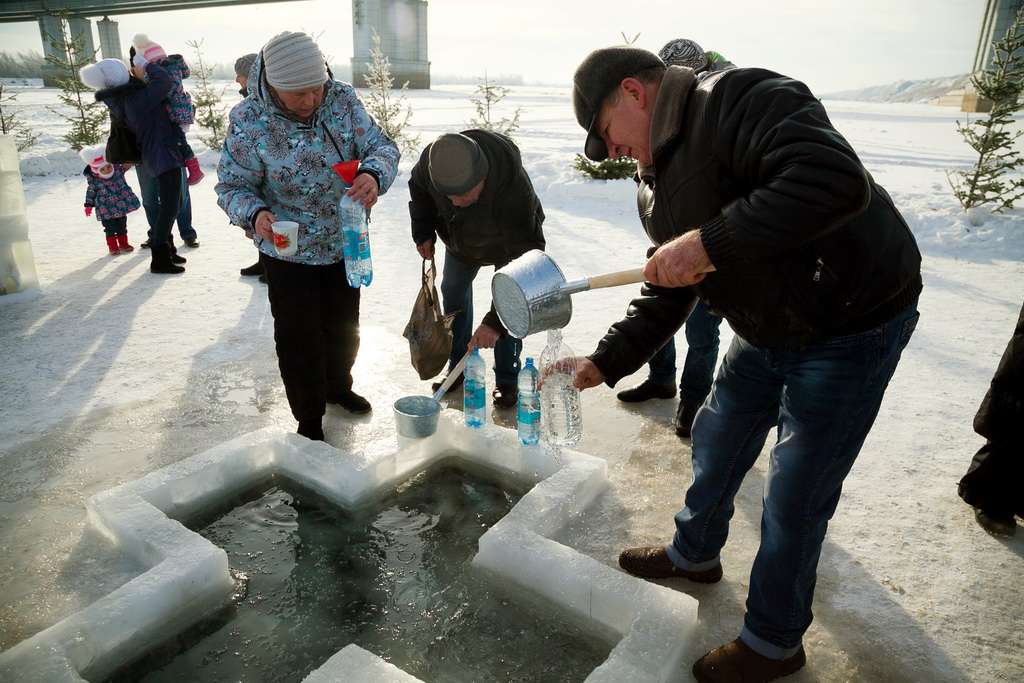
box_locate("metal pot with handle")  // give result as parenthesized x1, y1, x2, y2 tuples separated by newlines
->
(491, 250, 647, 339)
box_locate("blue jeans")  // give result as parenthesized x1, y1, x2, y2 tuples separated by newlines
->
(441, 251, 522, 386)
(665, 305, 919, 659)
(136, 165, 196, 242)
(648, 300, 722, 404)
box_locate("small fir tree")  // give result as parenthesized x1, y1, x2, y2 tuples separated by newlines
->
(948, 6, 1024, 213)
(43, 14, 106, 151)
(573, 154, 636, 180)
(0, 84, 40, 152)
(468, 72, 522, 138)
(363, 31, 420, 155)
(186, 40, 228, 152)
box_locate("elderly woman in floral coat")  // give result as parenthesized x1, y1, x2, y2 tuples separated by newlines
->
(216, 31, 400, 441)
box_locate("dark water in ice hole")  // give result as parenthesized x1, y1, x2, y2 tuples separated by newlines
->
(105, 466, 612, 682)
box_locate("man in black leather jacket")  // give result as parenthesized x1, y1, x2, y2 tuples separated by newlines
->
(572, 46, 922, 682)
(409, 130, 545, 407)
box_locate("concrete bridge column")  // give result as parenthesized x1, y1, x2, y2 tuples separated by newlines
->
(37, 14, 65, 64)
(67, 16, 96, 64)
(97, 17, 123, 61)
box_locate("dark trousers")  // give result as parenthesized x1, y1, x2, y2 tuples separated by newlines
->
(263, 257, 361, 423)
(142, 169, 182, 249)
(441, 251, 522, 386)
(100, 216, 127, 238)
(647, 299, 723, 404)
(136, 165, 195, 242)
(667, 304, 919, 658)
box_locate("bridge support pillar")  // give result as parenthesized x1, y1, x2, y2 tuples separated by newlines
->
(97, 17, 123, 61)
(67, 16, 96, 64)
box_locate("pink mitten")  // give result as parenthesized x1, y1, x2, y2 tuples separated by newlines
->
(84, 206, 93, 217)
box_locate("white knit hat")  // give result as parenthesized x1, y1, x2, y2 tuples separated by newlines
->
(79, 58, 130, 91)
(262, 31, 328, 91)
(79, 145, 113, 178)
(132, 34, 167, 64)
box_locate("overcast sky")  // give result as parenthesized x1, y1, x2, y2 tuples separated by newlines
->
(0, 0, 985, 93)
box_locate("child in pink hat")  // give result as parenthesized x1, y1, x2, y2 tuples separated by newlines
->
(131, 34, 204, 185)
(80, 145, 141, 255)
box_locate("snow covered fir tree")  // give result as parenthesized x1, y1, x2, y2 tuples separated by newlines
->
(41, 13, 106, 151)
(362, 31, 420, 156)
(186, 40, 227, 152)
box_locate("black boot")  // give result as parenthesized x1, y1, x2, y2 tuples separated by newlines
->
(297, 418, 325, 441)
(616, 379, 676, 403)
(431, 373, 464, 394)
(327, 390, 371, 414)
(150, 244, 185, 274)
(168, 242, 186, 264)
(674, 400, 700, 438)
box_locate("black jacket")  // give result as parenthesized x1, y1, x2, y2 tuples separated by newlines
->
(590, 67, 922, 386)
(95, 63, 183, 177)
(409, 129, 545, 267)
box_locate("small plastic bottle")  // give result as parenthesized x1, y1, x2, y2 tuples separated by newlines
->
(539, 329, 583, 448)
(333, 160, 373, 288)
(517, 357, 541, 446)
(463, 347, 486, 428)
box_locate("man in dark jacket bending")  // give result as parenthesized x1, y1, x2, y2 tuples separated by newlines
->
(409, 130, 545, 407)
(571, 47, 922, 682)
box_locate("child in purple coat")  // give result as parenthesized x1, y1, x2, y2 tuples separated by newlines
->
(132, 34, 205, 186)
(80, 145, 141, 255)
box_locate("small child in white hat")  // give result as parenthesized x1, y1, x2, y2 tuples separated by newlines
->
(79, 145, 141, 255)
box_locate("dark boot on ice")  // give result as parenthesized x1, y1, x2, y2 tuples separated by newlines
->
(328, 390, 371, 414)
(106, 236, 121, 256)
(432, 373, 464, 395)
(693, 639, 806, 683)
(116, 234, 134, 252)
(616, 379, 676, 403)
(150, 244, 185, 274)
(297, 418, 325, 441)
(168, 241, 186, 264)
(974, 508, 1017, 536)
(492, 384, 517, 408)
(674, 400, 701, 438)
(618, 545, 722, 583)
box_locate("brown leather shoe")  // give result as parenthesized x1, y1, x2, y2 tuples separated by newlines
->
(618, 545, 722, 583)
(693, 638, 806, 683)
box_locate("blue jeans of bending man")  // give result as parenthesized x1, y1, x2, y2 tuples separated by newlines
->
(648, 299, 722, 404)
(441, 251, 522, 387)
(136, 165, 196, 242)
(664, 304, 919, 659)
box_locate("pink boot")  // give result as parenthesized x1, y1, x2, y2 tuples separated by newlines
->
(116, 234, 135, 252)
(105, 236, 121, 256)
(184, 157, 205, 186)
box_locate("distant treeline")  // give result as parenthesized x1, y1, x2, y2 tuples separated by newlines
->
(0, 51, 46, 78)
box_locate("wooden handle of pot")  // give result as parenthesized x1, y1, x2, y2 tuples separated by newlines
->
(587, 268, 647, 290)
(432, 350, 471, 402)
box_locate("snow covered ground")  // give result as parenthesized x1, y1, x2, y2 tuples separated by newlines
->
(1, 83, 1022, 681)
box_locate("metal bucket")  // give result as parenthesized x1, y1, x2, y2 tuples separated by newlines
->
(492, 250, 572, 339)
(393, 395, 440, 439)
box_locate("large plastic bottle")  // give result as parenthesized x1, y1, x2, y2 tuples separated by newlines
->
(539, 329, 583, 448)
(517, 357, 541, 446)
(333, 160, 373, 288)
(463, 347, 487, 428)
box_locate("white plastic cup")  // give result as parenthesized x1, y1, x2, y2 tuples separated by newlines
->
(271, 221, 299, 257)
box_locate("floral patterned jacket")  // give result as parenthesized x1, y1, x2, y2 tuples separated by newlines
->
(160, 54, 195, 127)
(83, 165, 141, 221)
(215, 53, 401, 266)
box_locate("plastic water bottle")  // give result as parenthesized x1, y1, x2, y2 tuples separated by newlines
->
(539, 329, 583, 448)
(333, 160, 372, 288)
(339, 193, 372, 288)
(517, 357, 541, 445)
(463, 347, 486, 428)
